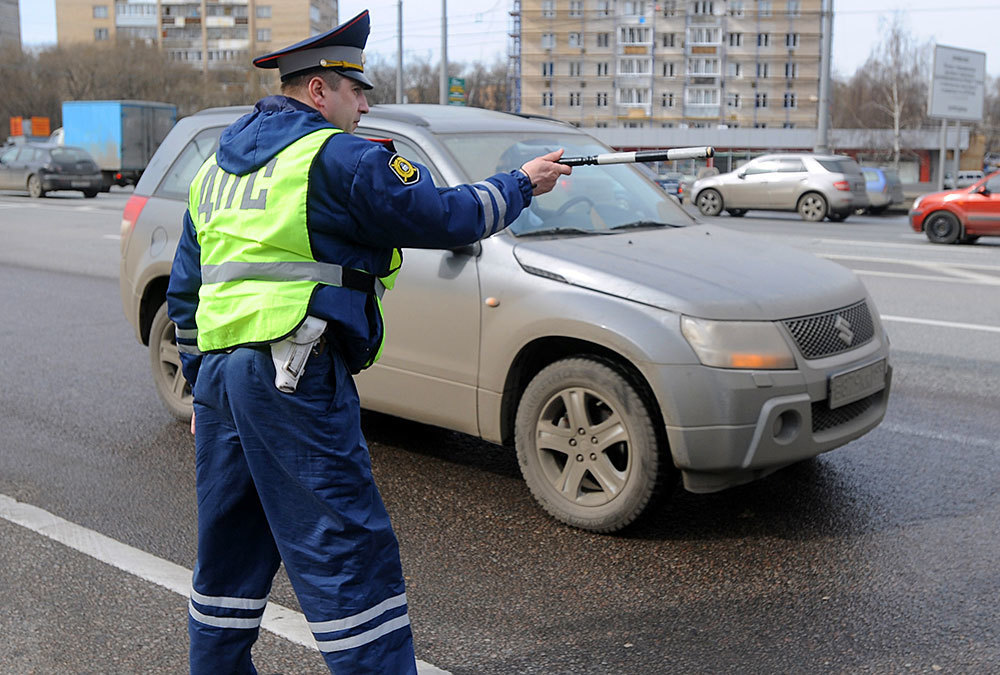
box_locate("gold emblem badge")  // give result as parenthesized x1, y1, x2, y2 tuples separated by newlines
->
(388, 154, 419, 185)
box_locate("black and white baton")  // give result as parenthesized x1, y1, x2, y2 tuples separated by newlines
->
(558, 146, 715, 167)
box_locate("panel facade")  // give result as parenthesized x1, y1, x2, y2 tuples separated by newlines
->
(0, 0, 21, 49)
(517, 0, 822, 129)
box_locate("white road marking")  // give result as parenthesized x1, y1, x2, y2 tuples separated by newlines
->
(102, 234, 121, 240)
(856, 270, 1000, 285)
(0, 493, 450, 674)
(881, 315, 1000, 334)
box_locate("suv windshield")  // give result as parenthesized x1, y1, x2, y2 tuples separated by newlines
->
(437, 132, 693, 235)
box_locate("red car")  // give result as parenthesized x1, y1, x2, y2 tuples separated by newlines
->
(909, 171, 1000, 244)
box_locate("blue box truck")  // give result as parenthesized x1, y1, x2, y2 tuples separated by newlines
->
(61, 100, 177, 190)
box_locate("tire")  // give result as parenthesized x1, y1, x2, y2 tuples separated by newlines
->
(726, 208, 747, 217)
(868, 205, 887, 215)
(83, 189, 98, 198)
(696, 189, 723, 217)
(959, 234, 980, 245)
(924, 211, 960, 245)
(149, 302, 194, 421)
(514, 357, 669, 532)
(797, 192, 827, 222)
(827, 211, 848, 222)
(27, 174, 45, 199)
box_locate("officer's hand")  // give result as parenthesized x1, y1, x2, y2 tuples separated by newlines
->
(190, 410, 196, 436)
(520, 149, 572, 196)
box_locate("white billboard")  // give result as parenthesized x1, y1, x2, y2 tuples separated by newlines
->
(928, 45, 986, 122)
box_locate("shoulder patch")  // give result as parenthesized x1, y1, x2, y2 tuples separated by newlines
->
(388, 154, 420, 185)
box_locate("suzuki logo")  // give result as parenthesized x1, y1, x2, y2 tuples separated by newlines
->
(834, 315, 854, 345)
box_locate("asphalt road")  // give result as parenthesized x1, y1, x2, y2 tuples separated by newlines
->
(1, 189, 998, 674)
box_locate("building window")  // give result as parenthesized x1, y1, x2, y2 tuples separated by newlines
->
(787, 0, 801, 17)
(728, 32, 742, 47)
(783, 92, 797, 108)
(597, 0, 612, 16)
(596, 92, 609, 107)
(257, 5, 271, 18)
(542, 62, 554, 77)
(783, 122, 795, 128)
(663, 33, 675, 48)
(687, 87, 719, 105)
(758, 33, 770, 47)
(569, 92, 581, 107)
(689, 27, 720, 44)
(620, 58, 652, 75)
(623, 1, 648, 15)
(257, 28, 271, 42)
(620, 26, 651, 44)
(758, 0, 771, 17)
(756, 62, 770, 78)
(729, 1, 745, 15)
(569, 32, 582, 47)
(597, 62, 609, 76)
(727, 92, 741, 108)
(661, 92, 674, 107)
(662, 0, 677, 16)
(542, 91, 554, 107)
(597, 33, 610, 48)
(785, 33, 800, 48)
(94, 27, 109, 40)
(755, 92, 768, 108)
(728, 61, 742, 77)
(785, 62, 798, 78)
(755, 122, 768, 128)
(542, 33, 555, 49)
(93, 5, 108, 19)
(569, 61, 582, 77)
(619, 87, 650, 104)
(569, 0, 584, 17)
(689, 58, 720, 75)
(541, 0, 555, 17)
(692, 1, 714, 14)
(663, 62, 675, 77)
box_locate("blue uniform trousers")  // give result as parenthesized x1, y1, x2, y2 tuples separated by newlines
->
(188, 344, 416, 674)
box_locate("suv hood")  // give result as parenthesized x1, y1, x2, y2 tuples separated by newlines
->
(512, 225, 866, 320)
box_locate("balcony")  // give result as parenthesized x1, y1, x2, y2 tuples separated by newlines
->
(685, 103, 720, 118)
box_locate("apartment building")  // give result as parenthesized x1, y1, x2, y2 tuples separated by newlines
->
(0, 0, 21, 49)
(54, 0, 337, 72)
(513, 0, 821, 129)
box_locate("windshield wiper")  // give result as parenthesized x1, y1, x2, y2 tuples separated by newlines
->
(608, 220, 682, 231)
(515, 227, 596, 237)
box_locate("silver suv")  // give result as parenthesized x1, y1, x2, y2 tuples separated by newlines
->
(691, 153, 869, 222)
(120, 105, 890, 532)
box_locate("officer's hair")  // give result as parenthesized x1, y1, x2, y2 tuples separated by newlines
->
(280, 69, 344, 94)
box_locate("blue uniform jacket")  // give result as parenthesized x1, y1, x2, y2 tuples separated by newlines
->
(167, 96, 534, 384)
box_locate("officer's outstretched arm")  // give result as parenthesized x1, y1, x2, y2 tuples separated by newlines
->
(518, 148, 573, 196)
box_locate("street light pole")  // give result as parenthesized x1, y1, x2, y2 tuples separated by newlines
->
(396, 0, 403, 103)
(815, 0, 834, 154)
(439, 0, 448, 104)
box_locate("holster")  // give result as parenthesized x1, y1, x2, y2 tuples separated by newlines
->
(270, 316, 328, 393)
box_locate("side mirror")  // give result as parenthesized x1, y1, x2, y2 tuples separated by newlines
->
(979, 184, 991, 196)
(737, 172, 746, 180)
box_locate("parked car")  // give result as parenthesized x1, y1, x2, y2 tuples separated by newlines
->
(0, 142, 102, 198)
(861, 167, 905, 214)
(655, 172, 684, 197)
(943, 170, 984, 190)
(909, 170, 1000, 244)
(121, 105, 891, 532)
(690, 153, 869, 222)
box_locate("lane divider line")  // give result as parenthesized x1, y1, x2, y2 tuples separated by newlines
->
(881, 315, 1000, 334)
(0, 493, 449, 674)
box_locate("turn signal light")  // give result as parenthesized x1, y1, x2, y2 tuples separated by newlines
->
(120, 194, 149, 253)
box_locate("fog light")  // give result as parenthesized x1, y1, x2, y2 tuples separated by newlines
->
(772, 410, 800, 444)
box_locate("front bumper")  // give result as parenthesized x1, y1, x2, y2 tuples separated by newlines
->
(650, 336, 891, 493)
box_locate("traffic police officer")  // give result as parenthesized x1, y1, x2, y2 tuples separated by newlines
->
(166, 9, 570, 674)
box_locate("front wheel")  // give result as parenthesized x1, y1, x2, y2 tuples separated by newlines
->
(149, 302, 194, 421)
(696, 189, 724, 217)
(924, 211, 960, 244)
(27, 174, 45, 199)
(797, 193, 827, 222)
(514, 357, 670, 532)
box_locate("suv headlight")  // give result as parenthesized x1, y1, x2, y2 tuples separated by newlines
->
(912, 195, 924, 210)
(681, 316, 796, 369)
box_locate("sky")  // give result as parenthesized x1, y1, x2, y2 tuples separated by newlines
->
(16, 0, 1000, 79)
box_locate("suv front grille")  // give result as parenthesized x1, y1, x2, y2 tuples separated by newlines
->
(812, 392, 879, 433)
(783, 301, 874, 359)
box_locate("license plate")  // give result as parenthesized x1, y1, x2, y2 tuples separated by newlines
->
(71, 180, 89, 187)
(828, 359, 886, 409)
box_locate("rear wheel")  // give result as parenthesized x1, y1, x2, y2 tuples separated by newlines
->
(27, 174, 45, 199)
(726, 208, 747, 217)
(797, 193, 827, 222)
(515, 357, 671, 532)
(924, 211, 960, 244)
(149, 302, 194, 421)
(868, 205, 887, 215)
(696, 189, 723, 216)
(83, 189, 98, 198)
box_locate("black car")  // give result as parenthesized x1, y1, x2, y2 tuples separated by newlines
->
(0, 143, 103, 198)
